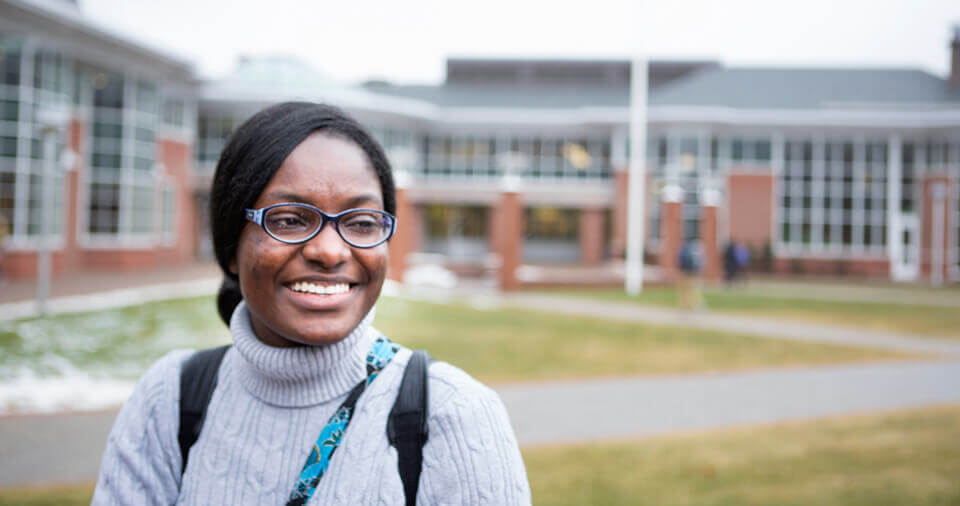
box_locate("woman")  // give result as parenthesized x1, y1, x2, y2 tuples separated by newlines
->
(93, 102, 531, 505)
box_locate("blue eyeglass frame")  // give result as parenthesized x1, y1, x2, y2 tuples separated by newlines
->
(244, 203, 397, 248)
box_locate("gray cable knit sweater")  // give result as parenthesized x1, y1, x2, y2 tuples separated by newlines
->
(92, 302, 531, 505)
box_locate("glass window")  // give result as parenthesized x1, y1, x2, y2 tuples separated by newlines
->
(93, 72, 123, 109)
(778, 138, 888, 254)
(0, 36, 22, 86)
(162, 97, 186, 127)
(131, 185, 153, 234)
(88, 182, 120, 234)
(525, 207, 578, 240)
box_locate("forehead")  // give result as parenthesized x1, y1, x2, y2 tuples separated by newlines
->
(260, 132, 381, 205)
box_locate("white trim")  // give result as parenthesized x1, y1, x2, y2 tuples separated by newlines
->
(887, 136, 903, 279)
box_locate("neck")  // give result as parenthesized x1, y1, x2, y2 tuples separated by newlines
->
(228, 301, 377, 407)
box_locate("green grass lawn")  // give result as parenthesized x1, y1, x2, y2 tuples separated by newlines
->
(0, 295, 229, 382)
(0, 295, 911, 387)
(553, 286, 960, 339)
(4, 405, 958, 505)
(372, 297, 909, 383)
(524, 404, 960, 506)
(0, 484, 94, 506)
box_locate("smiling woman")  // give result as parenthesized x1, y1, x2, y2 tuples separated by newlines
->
(91, 103, 531, 505)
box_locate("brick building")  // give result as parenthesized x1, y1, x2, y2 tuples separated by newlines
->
(0, 0, 197, 281)
(3, 0, 960, 286)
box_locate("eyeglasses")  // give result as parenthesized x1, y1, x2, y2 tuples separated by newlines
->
(244, 203, 396, 248)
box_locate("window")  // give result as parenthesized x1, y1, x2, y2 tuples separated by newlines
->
(420, 134, 612, 181)
(86, 72, 162, 241)
(196, 113, 242, 166)
(421, 204, 489, 259)
(0, 37, 21, 86)
(901, 142, 916, 213)
(424, 205, 487, 239)
(778, 138, 887, 254)
(130, 184, 153, 234)
(730, 137, 772, 166)
(0, 38, 70, 245)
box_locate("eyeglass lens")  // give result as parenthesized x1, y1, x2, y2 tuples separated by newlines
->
(263, 205, 391, 246)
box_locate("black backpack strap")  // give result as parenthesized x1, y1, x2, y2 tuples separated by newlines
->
(178, 345, 230, 474)
(387, 350, 432, 506)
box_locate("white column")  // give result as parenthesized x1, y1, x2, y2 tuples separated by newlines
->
(625, 57, 648, 295)
(770, 132, 785, 254)
(931, 182, 946, 286)
(887, 135, 902, 279)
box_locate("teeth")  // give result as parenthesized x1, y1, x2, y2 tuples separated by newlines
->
(290, 282, 350, 295)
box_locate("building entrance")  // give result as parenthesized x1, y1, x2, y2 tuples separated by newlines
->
(893, 213, 920, 281)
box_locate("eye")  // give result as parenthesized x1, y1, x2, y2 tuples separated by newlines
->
(265, 211, 311, 231)
(341, 212, 382, 234)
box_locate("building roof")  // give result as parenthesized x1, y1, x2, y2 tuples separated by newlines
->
(362, 82, 629, 109)
(200, 56, 434, 118)
(363, 65, 960, 113)
(650, 67, 960, 109)
(0, 0, 194, 82)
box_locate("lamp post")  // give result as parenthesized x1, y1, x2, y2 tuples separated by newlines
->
(35, 106, 68, 316)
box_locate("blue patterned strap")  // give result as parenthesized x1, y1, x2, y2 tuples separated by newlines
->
(286, 336, 400, 506)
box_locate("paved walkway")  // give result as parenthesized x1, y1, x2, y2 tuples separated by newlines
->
(503, 293, 960, 357)
(2, 265, 959, 487)
(3, 359, 959, 486)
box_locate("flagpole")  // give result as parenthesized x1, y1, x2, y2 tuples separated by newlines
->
(625, 25, 648, 295)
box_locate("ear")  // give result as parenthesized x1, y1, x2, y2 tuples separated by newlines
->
(229, 257, 238, 276)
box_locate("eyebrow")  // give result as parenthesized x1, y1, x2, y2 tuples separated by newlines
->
(261, 191, 384, 209)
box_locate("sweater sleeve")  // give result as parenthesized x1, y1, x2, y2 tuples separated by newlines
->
(91, 350, 191, 506)
(418, 363, 532, 506)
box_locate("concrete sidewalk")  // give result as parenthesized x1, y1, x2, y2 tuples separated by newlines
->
(0, 262, 222, 320)
(0, 262, 221, 304)
(3, 359, 958, 487)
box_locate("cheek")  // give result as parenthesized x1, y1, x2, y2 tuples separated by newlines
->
(237, 234, 273, 281)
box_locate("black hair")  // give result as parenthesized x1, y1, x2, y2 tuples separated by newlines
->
(209, 102, 396, 325)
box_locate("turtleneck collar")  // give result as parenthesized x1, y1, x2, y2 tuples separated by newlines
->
(228, 301, 378, 407)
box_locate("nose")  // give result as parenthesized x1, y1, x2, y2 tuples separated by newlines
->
(300, 221, 351, 268)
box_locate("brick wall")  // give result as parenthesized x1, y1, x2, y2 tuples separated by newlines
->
(727, 172, 774, 248)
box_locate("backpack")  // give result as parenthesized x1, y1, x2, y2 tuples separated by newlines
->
(178, 345, 431, 505)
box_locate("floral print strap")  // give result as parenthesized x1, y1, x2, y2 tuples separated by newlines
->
(286, 335, 401, 506)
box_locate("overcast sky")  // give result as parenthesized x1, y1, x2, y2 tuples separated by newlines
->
(79, 0, 960, 84)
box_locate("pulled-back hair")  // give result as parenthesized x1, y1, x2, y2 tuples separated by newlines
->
(209, 102, 396, 325)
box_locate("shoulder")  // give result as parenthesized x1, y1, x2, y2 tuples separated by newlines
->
(108, 349, 193, 446)
(93, 349, 195, 503)
(389, 350, 532, 504)
(125, 350, 193, 415)
(389, 348, 507, 422)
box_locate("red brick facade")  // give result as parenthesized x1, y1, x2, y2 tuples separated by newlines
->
(579, 207, 606, 266)
(659, 200, 683, 281)
(920, 174, 953, 282)
(727, 172, 774, 249)
(2, 119, 196, 281)
(388, 187, 417, 282)
(494, 192, 524, 290)
(701, 204, 720, 281)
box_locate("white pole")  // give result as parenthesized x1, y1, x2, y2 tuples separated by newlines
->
(625, 56, 648, 295)
(36, 127, 56, 315)
(931, 182, 945, 286)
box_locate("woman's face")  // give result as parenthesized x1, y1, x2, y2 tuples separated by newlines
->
(231, 132, 389, 347)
